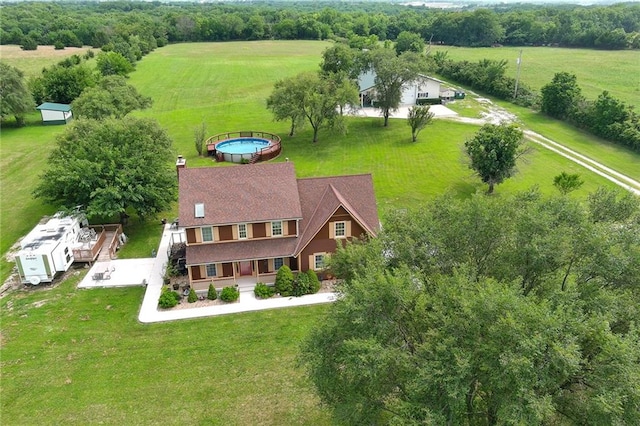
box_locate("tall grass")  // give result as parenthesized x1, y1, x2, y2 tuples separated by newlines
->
(430, 45, 640, 108)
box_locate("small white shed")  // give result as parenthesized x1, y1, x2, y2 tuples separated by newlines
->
(36, 102, 73, 125)
(440, 88, 456, 101)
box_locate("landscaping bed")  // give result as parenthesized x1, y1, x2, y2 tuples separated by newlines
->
(160, 278, 338, 311)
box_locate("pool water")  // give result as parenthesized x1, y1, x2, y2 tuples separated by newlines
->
(216, 138, 270, 154)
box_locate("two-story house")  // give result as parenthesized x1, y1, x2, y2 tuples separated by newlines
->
(177, 161, 379, 292)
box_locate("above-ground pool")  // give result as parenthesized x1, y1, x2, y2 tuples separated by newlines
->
(207, 131, 282, 163)
(216, 138, 270, 155)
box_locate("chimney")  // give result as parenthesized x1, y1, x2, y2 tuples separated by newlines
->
(176, 155, 186, 178)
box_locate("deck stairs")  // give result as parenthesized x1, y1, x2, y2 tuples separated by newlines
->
(96, 230, 116, 262)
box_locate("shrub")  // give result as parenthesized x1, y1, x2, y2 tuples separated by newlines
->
(275, 265, 294, 296)
(254, 282, 275, 299)
(291, 270, 322, 296)
(292, 272, 310, 297)
(306, 269, 321, 294)
(21, 36, 38, 51)
(158, 286, 180, 308)
(187, 288, 197, 303)
(207, 283, 218, 300)
(220, 286, 240, 302)
(54, 41, 65, 50)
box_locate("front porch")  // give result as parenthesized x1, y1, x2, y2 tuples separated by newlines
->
(188, 257, 298, 293)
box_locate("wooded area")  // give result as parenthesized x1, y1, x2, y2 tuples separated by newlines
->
(1, 1, 639, 50)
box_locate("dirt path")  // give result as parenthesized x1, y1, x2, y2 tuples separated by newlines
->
(523, 131, 640, 195)
(445, 94, 640, 196)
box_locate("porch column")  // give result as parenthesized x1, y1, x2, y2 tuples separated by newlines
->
(254, 260, 258, 281)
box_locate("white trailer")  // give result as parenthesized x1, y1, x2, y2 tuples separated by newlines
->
(15, 213, 87, 285)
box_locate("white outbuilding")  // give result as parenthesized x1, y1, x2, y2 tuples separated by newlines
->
(36, 102, 73, 125)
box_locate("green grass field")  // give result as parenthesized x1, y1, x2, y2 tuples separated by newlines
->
(430, 45, 640, 108)
(1, 275, 332, 425)
(1, 41, 638, 424)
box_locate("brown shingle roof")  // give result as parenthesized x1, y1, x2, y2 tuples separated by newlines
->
(187, 237, 298, 264)
(295, 174, 380, 254)
(178, 162, 302, 227)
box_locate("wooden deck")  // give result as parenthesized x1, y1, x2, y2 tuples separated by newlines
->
(73, 224, 123, 263)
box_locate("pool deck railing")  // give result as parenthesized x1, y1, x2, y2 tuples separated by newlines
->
(205, 131, 282, 163)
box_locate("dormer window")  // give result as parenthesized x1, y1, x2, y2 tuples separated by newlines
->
(195, 203, 205, 218)
(271, 221, 283, 237)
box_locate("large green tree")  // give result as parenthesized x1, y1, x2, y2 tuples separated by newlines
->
(320, 43, 360, 79)
(394, 30, 425, 55)
(31, 63, 96, 104)
(266, 75, 307, 137)
(72, 75, 152, 120)
(465, 123, 524, 193)
(95, 51, 135, 77)
(267, 72, 358, 142)
(540, 72, 583, 120)
(0, 63, 35, 127)
(33, 117, 177, 222)
(302, 190, 640, 426)
(369, 49, 425, 126)
(461, 9, 505, 46)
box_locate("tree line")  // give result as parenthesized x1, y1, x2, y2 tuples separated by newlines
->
(1, 1, 639, 50)
(541, 72, 640, 152)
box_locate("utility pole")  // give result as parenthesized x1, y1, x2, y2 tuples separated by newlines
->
(514, 49, 523, 99)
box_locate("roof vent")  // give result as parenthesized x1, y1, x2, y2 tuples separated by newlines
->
(195, 203, 204, 218)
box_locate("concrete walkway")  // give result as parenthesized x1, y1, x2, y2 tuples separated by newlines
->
(77, 224, 337, 323)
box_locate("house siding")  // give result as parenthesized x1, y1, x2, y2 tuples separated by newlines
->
(299, 209, 366, 271)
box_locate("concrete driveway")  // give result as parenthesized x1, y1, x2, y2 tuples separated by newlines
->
(351, 104, 458, 119)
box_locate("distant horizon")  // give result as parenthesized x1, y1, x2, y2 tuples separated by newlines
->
(1, 0, 637, 4)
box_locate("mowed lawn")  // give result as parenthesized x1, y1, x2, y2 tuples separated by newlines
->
(1, 275, 332, 425)
(128, 41, 617, 209)
(0, 41, 633, 425)
(430, 45, 640, 108)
